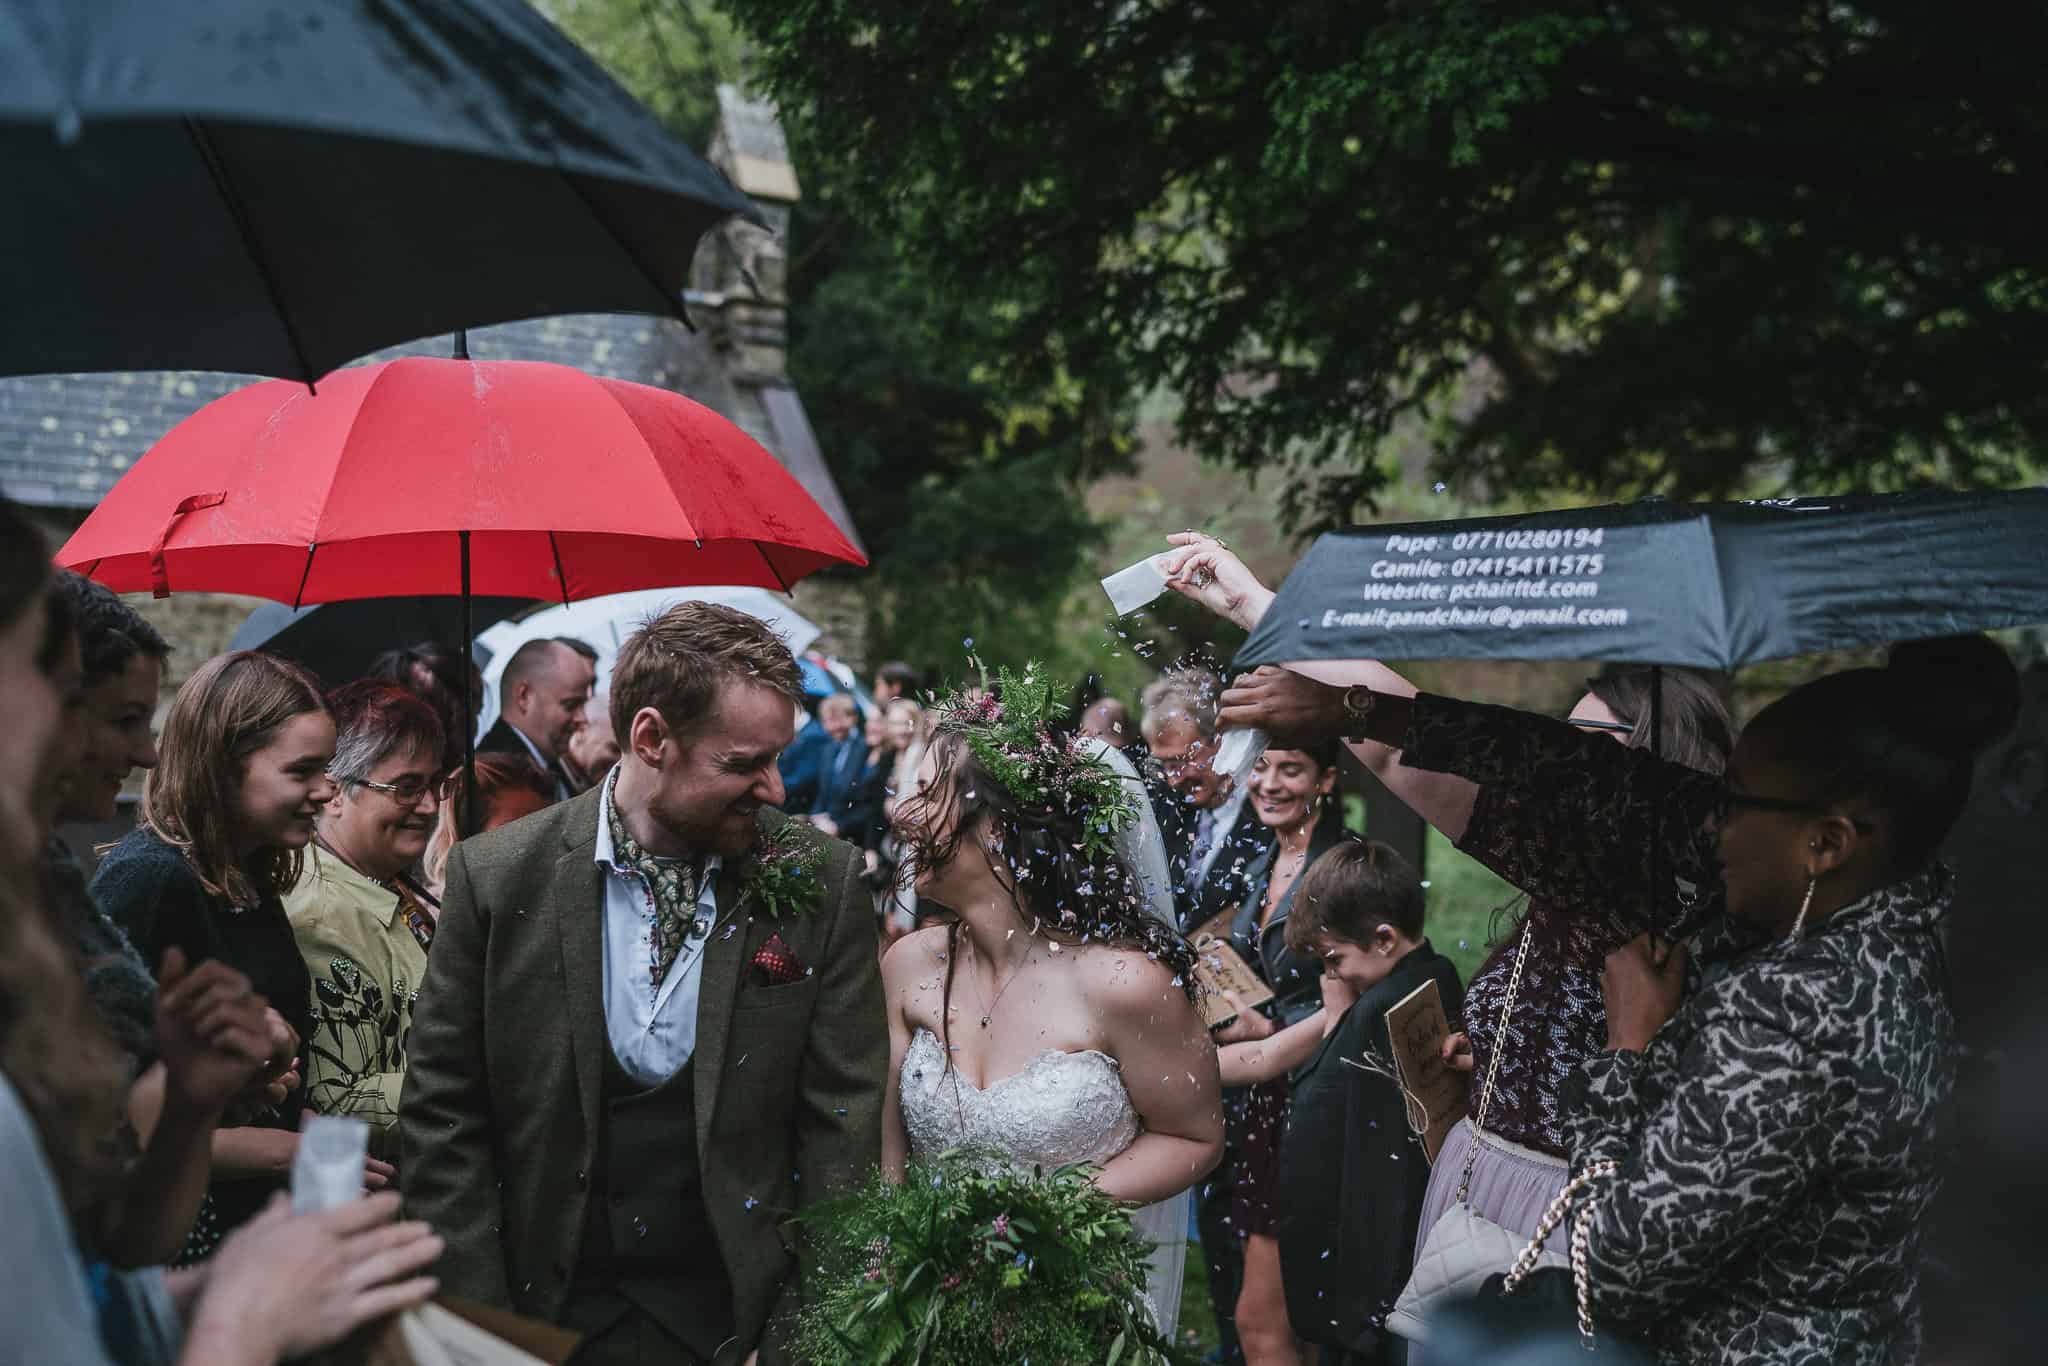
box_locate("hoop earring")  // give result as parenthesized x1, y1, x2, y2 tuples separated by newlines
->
(1788, 876, 1817, 940)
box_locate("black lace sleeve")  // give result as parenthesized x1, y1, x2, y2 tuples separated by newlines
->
(1402, 694, 1727, 942)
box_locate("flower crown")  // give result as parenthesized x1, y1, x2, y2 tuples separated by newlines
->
(934, 662, 1137, 862)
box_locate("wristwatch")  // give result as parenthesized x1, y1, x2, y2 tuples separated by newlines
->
(1340, 685, 1376, 742)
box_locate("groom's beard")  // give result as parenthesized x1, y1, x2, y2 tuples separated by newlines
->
(661, 795, 763, 859)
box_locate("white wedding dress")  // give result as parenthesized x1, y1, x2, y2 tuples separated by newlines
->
(899, 1026, 1188, 1336)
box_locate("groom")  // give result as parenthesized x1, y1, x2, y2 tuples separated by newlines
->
(402, 603, 886, 1365)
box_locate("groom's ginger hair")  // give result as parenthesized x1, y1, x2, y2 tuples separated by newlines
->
(610, 601, 804, 742)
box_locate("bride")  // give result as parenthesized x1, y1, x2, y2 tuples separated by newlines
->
(879, 674, 1226, 1334)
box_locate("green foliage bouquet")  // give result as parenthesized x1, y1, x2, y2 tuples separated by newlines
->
(798, 1156, 1198, 1365)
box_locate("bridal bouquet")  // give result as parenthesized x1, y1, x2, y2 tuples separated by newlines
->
(797, 1156, 1198, 1366)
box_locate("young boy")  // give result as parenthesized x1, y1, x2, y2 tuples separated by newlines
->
(1215, 839, 1463, 1366)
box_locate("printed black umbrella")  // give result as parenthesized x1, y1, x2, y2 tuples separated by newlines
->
(0, 0, 759, 381)
(229, 595, 537, 688)
(1236, 488, 2048, 672)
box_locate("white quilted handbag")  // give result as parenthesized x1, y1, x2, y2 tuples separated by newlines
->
(1385, 932, 1567, 1343)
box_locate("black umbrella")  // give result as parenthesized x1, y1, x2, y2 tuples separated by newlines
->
(0, 0, 760, 381)
(1236, 488, 2048, 672)
(1236, 486, 2048, 948)
(230, 594, 535, 688)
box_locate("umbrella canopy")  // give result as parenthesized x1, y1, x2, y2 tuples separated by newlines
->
(0, 0, 758, 381)
(55, 357, 868, 602)
(798, 656, 839, 699)
(802, 652, 876, 714)
(469, 586, 824, 733)
(475, 586, 823, 673)
(1235, 488, 2048, 671)
(231, 595, 537, 686)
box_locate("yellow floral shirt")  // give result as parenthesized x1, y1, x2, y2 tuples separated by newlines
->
(283, 846, 430, 1159)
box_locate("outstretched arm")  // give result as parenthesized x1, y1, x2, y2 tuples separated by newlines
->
(1217, 1008, 1326, 1087)
(397, 846, 509, 1306)
(1220, 674, 1725, 941)
(1159, 533, 1480, 842)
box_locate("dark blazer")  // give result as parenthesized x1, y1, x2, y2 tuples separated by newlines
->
(1230, 809, 1352, 1028)
(838, 748, 893, 850)
(1173, 790, 1275, 937)
(807, 736, 866, 819)
(400, 790, 887, 1366)
(476, 717, 571, 799)
(1277, 941, 1464, 1354)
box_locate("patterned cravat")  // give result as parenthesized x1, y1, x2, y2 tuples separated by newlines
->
(605, 782, 703, 987)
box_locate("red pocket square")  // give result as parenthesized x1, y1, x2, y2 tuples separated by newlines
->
(750, 932, 806, 986)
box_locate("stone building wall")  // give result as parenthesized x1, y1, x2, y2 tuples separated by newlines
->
(30, 505, 264, 714)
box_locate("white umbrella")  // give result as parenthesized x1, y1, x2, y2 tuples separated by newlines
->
(473, 586, 823, 734)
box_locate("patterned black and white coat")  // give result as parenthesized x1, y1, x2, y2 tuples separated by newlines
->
(1406, 695, 1953, 1366)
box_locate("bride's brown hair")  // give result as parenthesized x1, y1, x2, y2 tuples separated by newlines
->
(896, 728, 1200, 1062)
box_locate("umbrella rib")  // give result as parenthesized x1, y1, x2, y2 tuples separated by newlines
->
(548, 532, 570, 607)
(183, 118, 319, 387)
(555, 171, 694, 328)
(291, 543, 318, 610)
(755, 541, 791, 594)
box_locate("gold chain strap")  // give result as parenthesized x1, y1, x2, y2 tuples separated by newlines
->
(1458, 924, 1533, 1204)
(1570, 1202, 1602, 1347)
(1500, 1157, 1619, 1350)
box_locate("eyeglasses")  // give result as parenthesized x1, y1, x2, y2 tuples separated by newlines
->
(1568, 718, 1635, 734)
(344, 772, 450, 807)
(1716, 786, 1876, 832)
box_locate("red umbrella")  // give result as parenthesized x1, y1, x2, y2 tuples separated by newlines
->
(56, 357, 865, 603)
(57, 356, 867, 790)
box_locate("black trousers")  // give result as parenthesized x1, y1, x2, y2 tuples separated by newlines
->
(1195, 1157, 1246, 1364)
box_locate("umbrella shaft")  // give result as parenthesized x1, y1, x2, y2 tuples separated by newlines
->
(461, 531, 475, 815)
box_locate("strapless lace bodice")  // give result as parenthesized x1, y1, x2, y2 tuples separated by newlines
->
(899, 1027, 1141, 1175)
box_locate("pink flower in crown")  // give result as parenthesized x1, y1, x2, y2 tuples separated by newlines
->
(991, 1213, 1011, 1237)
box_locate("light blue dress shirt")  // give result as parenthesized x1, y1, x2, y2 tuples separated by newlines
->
(594, 776, 723, 1088)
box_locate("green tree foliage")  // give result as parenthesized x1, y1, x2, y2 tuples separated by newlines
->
(534, 0, 745, 147)
(719, 0, 2048, 530)
(540, 0, 1139, 676)
(784, 180, 1136, 678)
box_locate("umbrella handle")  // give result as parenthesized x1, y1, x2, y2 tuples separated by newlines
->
(150, 492, 226, 598)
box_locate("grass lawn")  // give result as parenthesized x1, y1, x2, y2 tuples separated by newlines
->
(1178, 1239, 1220, 1355)
(1421, 823, 1521, 984)
(1342, 795, 1519, 983)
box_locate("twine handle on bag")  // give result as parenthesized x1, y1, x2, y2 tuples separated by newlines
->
(1501, 1158, 1619, 1350)
(1458, 924, 1533, 1203)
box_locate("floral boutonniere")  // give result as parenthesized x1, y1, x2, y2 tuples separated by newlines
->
(741, 827, 828, 922)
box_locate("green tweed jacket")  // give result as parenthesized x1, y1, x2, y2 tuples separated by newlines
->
(400, 789, 886, 1365)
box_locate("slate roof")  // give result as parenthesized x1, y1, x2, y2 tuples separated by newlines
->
(0, 311, 862, 554)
